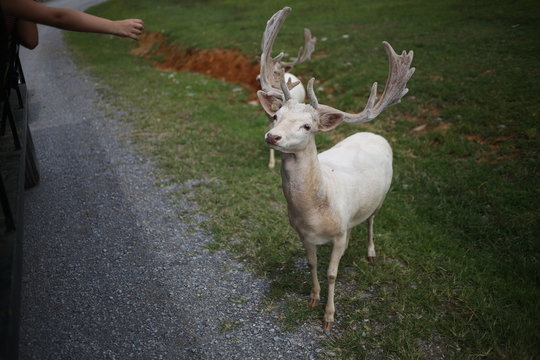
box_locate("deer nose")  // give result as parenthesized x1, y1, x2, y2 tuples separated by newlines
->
(266, 133, 282, 145)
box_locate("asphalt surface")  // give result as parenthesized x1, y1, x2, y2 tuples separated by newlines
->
(18, 0, 325, 358)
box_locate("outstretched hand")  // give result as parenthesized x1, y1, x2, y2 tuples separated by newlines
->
(113, 19, 144, 40)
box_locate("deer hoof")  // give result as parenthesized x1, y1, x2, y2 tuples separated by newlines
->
(367, 256, 376, 264)
(308, 298, 320, 307)
(323, 320, 334, 331)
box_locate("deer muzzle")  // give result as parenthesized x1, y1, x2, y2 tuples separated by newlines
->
(265, 133, 282, 145)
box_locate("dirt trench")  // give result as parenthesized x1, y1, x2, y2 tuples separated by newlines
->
(131, 32, 261, 97)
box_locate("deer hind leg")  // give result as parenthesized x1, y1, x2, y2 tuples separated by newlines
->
(345, 229, 352, 249)
(367, 214, 376, 263)
(324, 235, 347, 330)
(268, 148, 275, 169)
(303, 241, 320, 307)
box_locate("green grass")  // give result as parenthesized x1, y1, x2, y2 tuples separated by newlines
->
(65, 0, 539, 358)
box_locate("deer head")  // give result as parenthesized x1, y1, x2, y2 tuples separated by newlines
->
(257, 7, 415, 153)
(259, 92, 343, 153)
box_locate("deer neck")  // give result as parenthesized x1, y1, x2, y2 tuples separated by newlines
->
(280, 138, 328, 213)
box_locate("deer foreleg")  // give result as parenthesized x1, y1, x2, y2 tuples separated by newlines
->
(268, 148, 275, 169)
(303, 241, 320, 307)
(367, 215, 376, 263)
(324, 236, 347, 330)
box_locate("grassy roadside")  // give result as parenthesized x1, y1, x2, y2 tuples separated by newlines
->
(65, 0, 539, 358)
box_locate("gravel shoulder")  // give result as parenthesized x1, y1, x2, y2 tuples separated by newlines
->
(19, 0, 325, 359)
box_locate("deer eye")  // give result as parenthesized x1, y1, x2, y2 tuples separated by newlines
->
(272, 114, 277, 121)
(303, 124, 312, 131)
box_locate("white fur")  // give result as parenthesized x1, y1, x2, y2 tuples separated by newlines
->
(284, 73, 305, 103)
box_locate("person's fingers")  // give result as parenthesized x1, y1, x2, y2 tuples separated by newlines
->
(116, 19, 144, 40)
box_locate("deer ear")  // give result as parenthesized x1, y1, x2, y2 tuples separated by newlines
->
(257, 91, 283, 116)
(318, 112, 344, 132)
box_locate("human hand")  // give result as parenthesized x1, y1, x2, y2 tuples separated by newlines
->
(113, 19, 144, 40)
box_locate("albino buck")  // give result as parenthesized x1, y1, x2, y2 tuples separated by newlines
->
(258, 21, 316, 168)
(257, 7, 414, 330)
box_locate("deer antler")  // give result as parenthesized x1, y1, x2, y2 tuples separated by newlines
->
(279, 28, 317, 72)
(308, 41, 415, 123)
(259, 7, 290, 98)
(259, 7, 315, 100)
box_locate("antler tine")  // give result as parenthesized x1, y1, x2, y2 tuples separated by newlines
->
(287, 77, 301, 90)
(307, 78, 319, 109)
(316, 41, 415, 124)
(302, 29, 317, 61)
(280, 71, 292, 101)
(280, 28, 317, 71)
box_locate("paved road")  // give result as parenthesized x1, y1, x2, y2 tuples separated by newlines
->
(18, 1, 323, 359)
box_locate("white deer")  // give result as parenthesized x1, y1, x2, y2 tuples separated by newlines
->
(258, 20, 316, 169)
(257, 7, 415, 330)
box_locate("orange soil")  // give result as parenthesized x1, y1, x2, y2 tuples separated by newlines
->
(131, 32, 260, 96)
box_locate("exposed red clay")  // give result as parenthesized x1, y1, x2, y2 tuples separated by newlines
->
(131, 32, 260, 97)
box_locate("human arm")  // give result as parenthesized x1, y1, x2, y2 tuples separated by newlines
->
(15, 18, 38, 48)
(1, 0, 144, 40)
